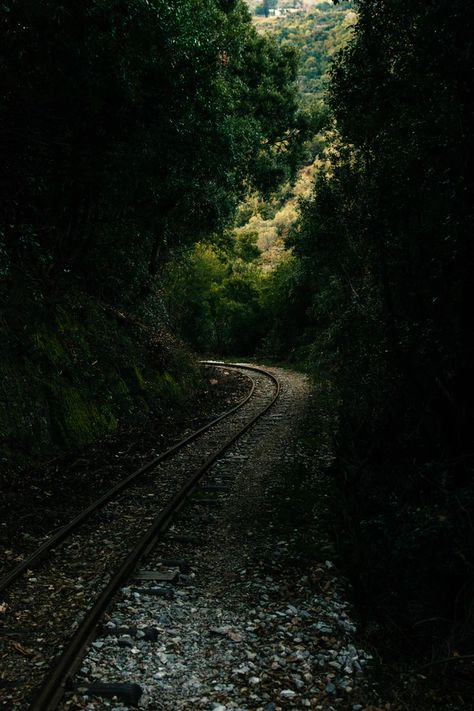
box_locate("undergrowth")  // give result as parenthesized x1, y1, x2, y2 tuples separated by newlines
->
(271, 364, 474, 709)
(0, 290, 201, 471)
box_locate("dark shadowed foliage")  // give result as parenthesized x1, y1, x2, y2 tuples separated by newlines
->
(267, 0, 474, 665)
(0, 0, 304, 305)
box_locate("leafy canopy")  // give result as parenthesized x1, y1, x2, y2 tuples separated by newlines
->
(0, 0, 303, 299)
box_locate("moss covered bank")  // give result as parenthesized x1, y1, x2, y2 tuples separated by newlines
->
(0, 294, 200, 470)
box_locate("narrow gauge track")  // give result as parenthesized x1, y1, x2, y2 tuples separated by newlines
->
(0, 364, 280, 711)
(0, 364, 256, 596)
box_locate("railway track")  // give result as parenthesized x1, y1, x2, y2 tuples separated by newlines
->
(0, 363, 280, 710)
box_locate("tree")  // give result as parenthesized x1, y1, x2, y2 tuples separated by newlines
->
(284, 0, 474, 638)
(162, 234, 265, 355)
(0, 0, 304, 303)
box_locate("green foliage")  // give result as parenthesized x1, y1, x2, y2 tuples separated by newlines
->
(234, 158, 318, 268)
(0, 0, 303, 301)
(276, 0, 474, 643)
(259, 253, 313, 359)
(234, 2, 352, 267)
(162, 235, 266, 355)
(260, 2, 355, 102)
(0, 295, 199, 467)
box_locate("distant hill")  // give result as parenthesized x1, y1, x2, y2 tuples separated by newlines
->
(237, 1, 355, 267)
(273, 3, 355, 101)
(244, 1, 355, 103)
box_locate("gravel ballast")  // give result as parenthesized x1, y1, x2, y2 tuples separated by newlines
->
(0, 366, 273, 709)
(63, 366, 385, 711)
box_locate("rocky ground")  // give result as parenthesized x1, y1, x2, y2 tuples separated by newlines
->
(62, 367, 389, 711)
(1, 366, 262, 709)
(2, 362, 470, 711)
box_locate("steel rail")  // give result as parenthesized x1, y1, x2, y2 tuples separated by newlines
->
(0, 365, 254, 594)
(29, 364, 280, 711)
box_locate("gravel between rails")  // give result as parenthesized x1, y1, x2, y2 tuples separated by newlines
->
(60, 366, 384, 711)
(0, 367, 275, 710)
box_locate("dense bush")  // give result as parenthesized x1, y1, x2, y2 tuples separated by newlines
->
(162, 234, 265, 356)
(276, 0, 474, 650)
(0, 292, 199, 467)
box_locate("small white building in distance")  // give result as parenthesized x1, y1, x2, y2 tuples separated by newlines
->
(268, 7, 299, 16)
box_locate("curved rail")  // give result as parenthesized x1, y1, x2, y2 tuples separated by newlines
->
(0, 365, 254, 594)
(30, 363, 280, 711)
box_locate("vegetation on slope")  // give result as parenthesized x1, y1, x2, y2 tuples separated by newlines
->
(0, 0, 303, 466)
(164, 2, 355, 358)
(0, 293, 200, 469)
(255, 1, 356, 103)
(231, 2, 354, 270)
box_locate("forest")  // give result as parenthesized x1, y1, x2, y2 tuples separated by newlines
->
(0, 0, 304, 461)
(1, 0, 473, 708)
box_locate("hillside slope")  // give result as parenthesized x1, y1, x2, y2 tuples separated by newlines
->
(0, 294, 200, 471)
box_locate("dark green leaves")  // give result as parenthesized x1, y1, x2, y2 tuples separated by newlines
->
(0, 0, 302, 300)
